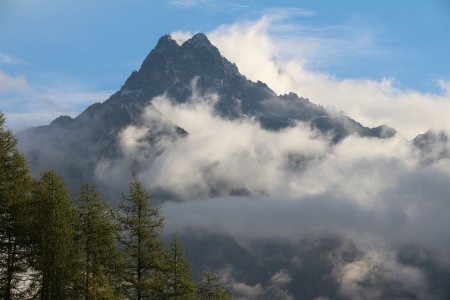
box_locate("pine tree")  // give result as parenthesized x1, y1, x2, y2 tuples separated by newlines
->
(0, 112, 32, 299)
(117, 175, 165, 300)
(197, 272, 231, 300)
(162, 234, 195, 299)
(76, 183, 123, 299)
(30, 170, 81, 300)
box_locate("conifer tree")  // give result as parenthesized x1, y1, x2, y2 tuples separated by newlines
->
(162, 234, 195, 299)
(0, 112, 32, 299)
(30, 170, 81, 300)
(77, 183, 123, 299)
(197, 272, 231, 300)
(117, 175, 165, 300)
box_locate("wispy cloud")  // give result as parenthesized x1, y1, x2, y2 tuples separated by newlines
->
(169, 0, 248, 10)
(263, 7, 316, 18)
(0, 70, 29, 92)
(0, 70, 111, 132)
(0, 51, 25, 65)
(169, 0, 210, 8)
(331, 246, 433, 300)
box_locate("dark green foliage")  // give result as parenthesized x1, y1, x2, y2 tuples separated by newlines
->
(117, 175, 165, 299)
(77, 183, 124, 299)
(30, 170, 82, 299)
(162, 234, 195, 299)
(0, 112, 32, 299)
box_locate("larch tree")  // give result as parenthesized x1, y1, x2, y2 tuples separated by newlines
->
(197, 272, 232, 300)
(0, 112, 32, 300)
(76, 183, 123, 299)
(162, 234, 195, 299)
(117, 175, 165, 300)
(30, 170, 82, 300)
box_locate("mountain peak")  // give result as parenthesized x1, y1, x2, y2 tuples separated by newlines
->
(182, 33, 217, 52)
(50, 115, 73, 127)
(185, 33, 210, 44)
(118, 32, 241, 106)
(102, 32, 395, 140)
(154, 34, 179, 52)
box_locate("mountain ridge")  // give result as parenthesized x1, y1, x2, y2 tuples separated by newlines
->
(44, 33, 395, 138)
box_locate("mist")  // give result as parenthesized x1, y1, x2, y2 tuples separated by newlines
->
(90, 89, 450, 298)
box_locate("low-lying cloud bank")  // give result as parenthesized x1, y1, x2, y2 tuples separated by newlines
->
(96, 92, 450, 265)
(97, 92, 450, 297)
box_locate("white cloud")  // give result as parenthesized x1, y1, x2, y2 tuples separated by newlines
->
(117, 102, 180, 162)
(119, 95, 418, 206)
(91, 93, 450, 268)
(332, 246, 432, 300)
(269, 269, 294, 300)
(171, 31, 195, 46)
(0, 52, 20, 65)
(270, 269, 292, 286)
(169, 0, 211, 8)
(169, 0, 247, 10)
(218, 266, 293, 300)
(219, 267, 265, 300)
(263, 7, 316, 18)
(95, 92, 328, 200)
(206, 15, 450, 139)
(144, 95, 329, 200)
(0, 70, 29, 92)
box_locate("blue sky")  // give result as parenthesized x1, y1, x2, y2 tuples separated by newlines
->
(1, 0, 450, 133)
